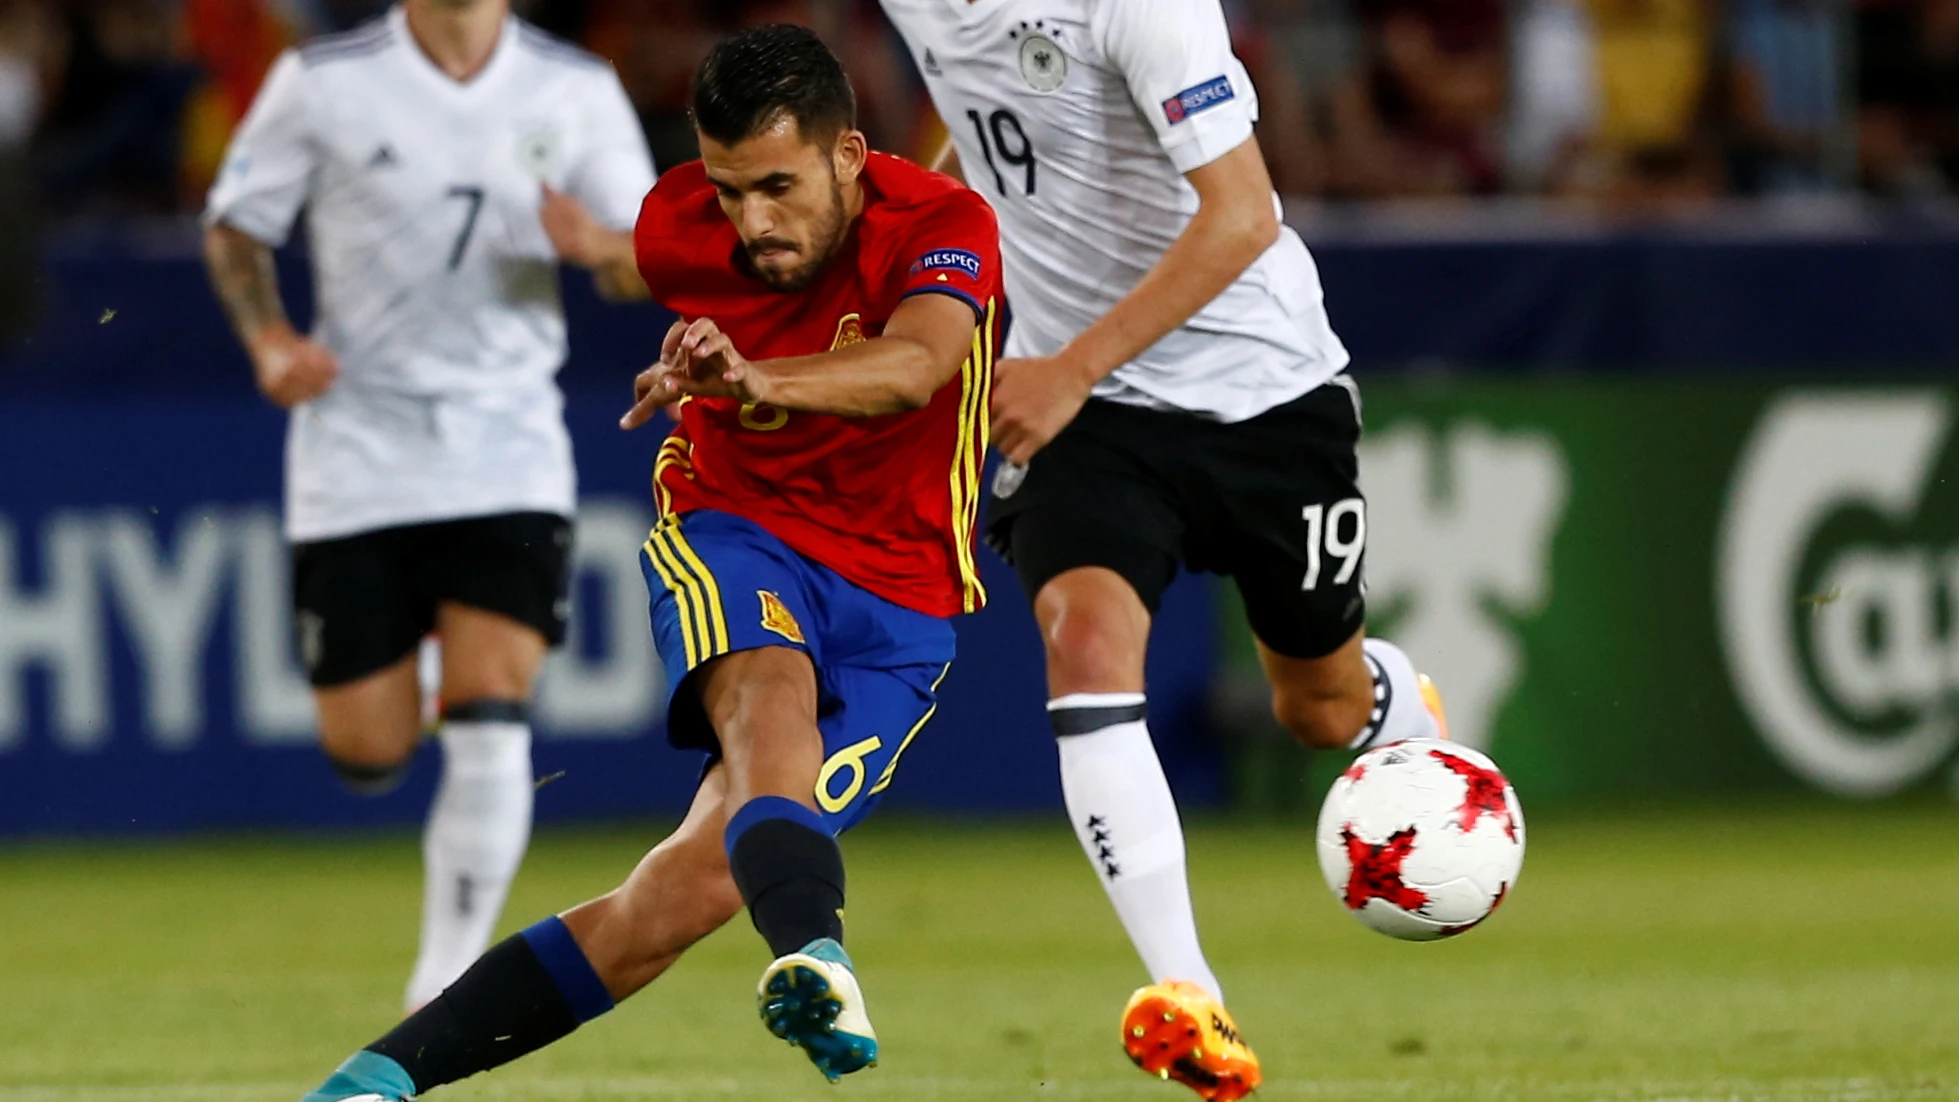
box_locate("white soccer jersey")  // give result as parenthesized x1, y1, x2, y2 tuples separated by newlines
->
(881, 0, 1349, 422)
(205, 7, 656, 542)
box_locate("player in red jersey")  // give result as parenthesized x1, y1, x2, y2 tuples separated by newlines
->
(293, 27, 999, 1102)
(626, 131, 996, 618)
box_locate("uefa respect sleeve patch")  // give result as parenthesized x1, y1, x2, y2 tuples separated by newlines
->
(1162, 76, 1235, 125)
(910, 248, 984, 280)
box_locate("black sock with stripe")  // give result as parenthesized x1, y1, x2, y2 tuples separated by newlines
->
(311, 917, 613, 1099)
(725, 796, 846, 957)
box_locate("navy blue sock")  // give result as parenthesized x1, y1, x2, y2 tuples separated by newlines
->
(358, 916, 613, 1093)
(726, 796, 845, 957)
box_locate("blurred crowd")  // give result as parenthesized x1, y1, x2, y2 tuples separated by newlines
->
(1, 0, 1957, 220)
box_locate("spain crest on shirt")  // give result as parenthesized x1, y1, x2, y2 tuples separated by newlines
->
(830, 313, 866, 351)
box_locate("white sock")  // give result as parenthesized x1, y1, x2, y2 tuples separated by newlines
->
(1352, 638, 1441, 750)
(1051, 692, 1224, 1002)
(405, 717, 535, 1010)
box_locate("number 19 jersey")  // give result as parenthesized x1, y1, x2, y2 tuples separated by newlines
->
(879, 0, 1350, 424)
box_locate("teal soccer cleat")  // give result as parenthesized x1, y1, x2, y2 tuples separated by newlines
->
(300, 1051, 415, 1102)
(757, 938, 879, 1081)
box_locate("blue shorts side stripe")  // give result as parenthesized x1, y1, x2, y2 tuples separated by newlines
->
(648, 527, 708, 659)
(658, 521, 730, 657)
(642, 530, 702, 666)
(868, 662, 952, 797)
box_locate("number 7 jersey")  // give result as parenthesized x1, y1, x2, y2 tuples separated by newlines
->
(879, 0, 1351, 424)
(202, 9, 656, 542)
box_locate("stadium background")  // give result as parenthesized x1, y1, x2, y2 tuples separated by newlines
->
(4, 0, 1957, 829)
(1, 3, 1957, 1100)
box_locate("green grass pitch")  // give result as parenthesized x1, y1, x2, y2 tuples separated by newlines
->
(2, 802, 1955, 1102)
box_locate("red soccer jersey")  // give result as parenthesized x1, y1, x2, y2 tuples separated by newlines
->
(634, 153, 1002, 618)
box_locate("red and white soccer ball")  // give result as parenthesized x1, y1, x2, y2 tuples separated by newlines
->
(1315, 739, 1525, 941)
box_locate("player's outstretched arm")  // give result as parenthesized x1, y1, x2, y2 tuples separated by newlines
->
(1053, 136, 1277, 385)
(202, 221, 339, 409)
(989, 137, 1278, 463)
(621, 295, 976, 428)
(757, 292, 975, 415)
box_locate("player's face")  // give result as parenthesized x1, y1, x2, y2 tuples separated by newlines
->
(701, 117, 867, 293)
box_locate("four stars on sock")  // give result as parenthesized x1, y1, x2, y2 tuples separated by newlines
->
(1085, 815, 1121, 880)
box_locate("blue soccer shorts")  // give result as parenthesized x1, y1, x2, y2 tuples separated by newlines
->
(639, 509, 958, 833)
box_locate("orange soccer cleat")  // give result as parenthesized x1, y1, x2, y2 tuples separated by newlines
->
(1418, 672, 1449, 741)
(1121, 981, 1262, 1101)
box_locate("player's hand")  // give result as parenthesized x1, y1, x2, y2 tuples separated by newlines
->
(990, 354, 1093, 465)
(539, 184, 605, 268)
(542, 185, 649, 301)
(672, 317, 759, 400)
(621, 320, 689, 429)
(621, 318, 763, 429)
(249, 324, 340, 409)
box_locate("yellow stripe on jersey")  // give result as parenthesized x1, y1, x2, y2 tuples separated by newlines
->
(641, 532, 699, 667)
(964, 306, 987, 608)
(971, 303, 997, 610)
(973, 299, 995, 598)
(947, 357, 972, 612)
(653, 437, 694, 518)
(660, 523, 729, 657)
(945, 299, 995, 613)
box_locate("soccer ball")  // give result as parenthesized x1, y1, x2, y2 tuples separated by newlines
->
(1315, 739, 1525, 941)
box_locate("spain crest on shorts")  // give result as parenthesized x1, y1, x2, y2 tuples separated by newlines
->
(758, 590, 806, 643)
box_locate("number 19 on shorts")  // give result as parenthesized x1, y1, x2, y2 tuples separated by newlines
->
(1302, 499, 1366, 590)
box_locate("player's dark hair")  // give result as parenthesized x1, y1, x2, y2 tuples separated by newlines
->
(690, 24, 857, 148)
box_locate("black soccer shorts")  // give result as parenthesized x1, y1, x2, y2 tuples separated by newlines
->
(985, 378, 1367, 660)
(290, 511, 574, 688)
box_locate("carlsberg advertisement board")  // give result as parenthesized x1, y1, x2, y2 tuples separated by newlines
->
(1272, 381, 1959, 803)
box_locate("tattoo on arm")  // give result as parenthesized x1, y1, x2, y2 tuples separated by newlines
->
(203, 223, 289, 344)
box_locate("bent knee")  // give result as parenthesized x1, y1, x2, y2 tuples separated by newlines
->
(1043, 614, 1142, 691)
(1272, 683, 1373, 751)
(1034, 570, 1151, 696)
(314, 672, 423, 772)
(319, 716, 417, 767)
(441, 661, 542, 709)
(320, 743, 415, 795)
